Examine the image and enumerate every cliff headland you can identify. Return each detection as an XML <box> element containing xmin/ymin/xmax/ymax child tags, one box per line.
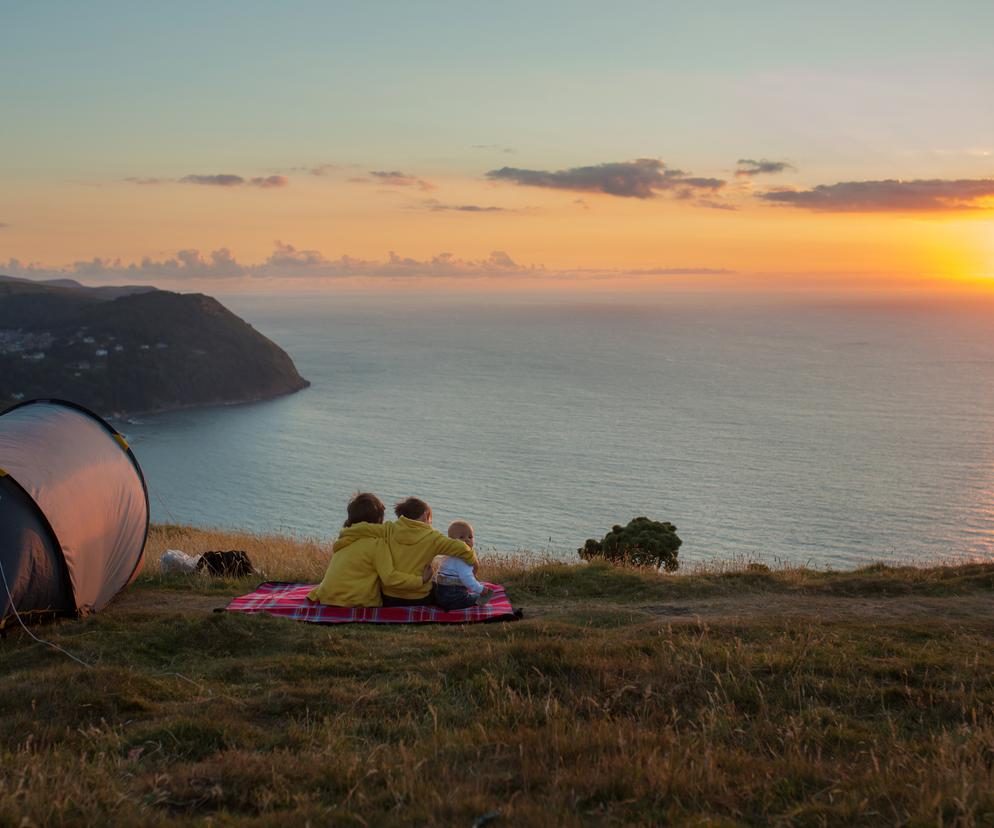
<box><xmin>0</xmin><ymin>275</ymin><xmax>309</xmax><ymax>416</ymax></box>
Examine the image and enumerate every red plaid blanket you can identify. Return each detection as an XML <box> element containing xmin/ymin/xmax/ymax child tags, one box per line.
<box><xmin>225</xmin><ymin>581</ymin><xmax>520</xmax><ymax>624</ymax></box>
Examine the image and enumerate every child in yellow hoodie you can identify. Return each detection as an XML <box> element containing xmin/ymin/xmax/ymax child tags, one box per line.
<box><xmin>307</xmin><ymin>493</ymin><xmax>429</xmax><ymax>607</ymax></box>
<box><xmin>381</xmin><ymin>497</ymin><xmax>478</xmax><ymax>607</ymax></box>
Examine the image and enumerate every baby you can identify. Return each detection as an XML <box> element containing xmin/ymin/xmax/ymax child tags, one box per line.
<box><xmin>431</xmin><ymin>520</ymin><xmax>494</xmax><ymax>611</ymax></box>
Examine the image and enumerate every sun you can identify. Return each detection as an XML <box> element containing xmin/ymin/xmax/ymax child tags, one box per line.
<box><xmin>918</xmin><ymin>217</ymin><xmax>994</xmax><ymax>291</ymax></box>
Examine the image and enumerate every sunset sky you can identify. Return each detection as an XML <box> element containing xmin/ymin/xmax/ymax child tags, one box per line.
<box><xmin>2</xmin><ymin>1</ymin><xmax>993</xmax><ymax>294</ymax></box>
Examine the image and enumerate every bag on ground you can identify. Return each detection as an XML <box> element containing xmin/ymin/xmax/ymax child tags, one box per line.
<box><xmin>197</xmin><ymin>550</ymin><xmax>255</xmax><ymax>577</ymax></box>
<box><xmin>160</xmin><ymin>549</ymin><xmax>200</xmax><ymax>574</ymax></box>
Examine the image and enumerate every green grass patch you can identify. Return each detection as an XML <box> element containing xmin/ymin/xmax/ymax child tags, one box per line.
<box><xmin>504</xmin><ymin>558</ymin><xmax>994</xmax><ymax>602</ymax></box>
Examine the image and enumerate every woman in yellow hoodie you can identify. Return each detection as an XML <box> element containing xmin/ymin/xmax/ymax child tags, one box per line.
<box><xmin>307</xmin><ymin>493</ymin><xmax>429</xmax><ymax>607</ymax></box>
<box><xmin>381</xmin><ymin>497</ymin><xmax>478</xmax><ymax>607</ymax></box>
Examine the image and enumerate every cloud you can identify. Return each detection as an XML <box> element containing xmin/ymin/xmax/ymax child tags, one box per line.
<box><xmin>260</xmin><ymin>241</ymin><xmax>331</xmax><ymax>270</ymax></box>
<box><xmin>622</xmin><ymin>267</ymin><xmax>734</xmax><ymax>276</ymax></box>
<box><xmin>486</xmin><ymin>158</ymin><xmax>724</xmax><ymax>199</ymax></box>
<box><xmin>735</xmin><ymin>158</ymin><xmax>795</xmax><ymax>177</ymax></box>
<box><xmin>305</xmin><ymin>163</ymin><xmax>338</xmax><ymax>176</ymax></box>
<box><xmin>2</xmin><ymin>249</ymin><xmax>246</xmax><ymax>281</ymax></box>
<box><xmin>696</xmin><ymin>198</ymin><xmax>739</xmax><ymax>211</ymax></box>
<box><xmin>284</xmin><ymin>162</ymin><xmax>346</xmax><ymax>176</ymax></box>
<box><xmin>758</xmin><ymin>178</ymin><xmax>994</xmax><ymax>212</ymax></box>
<box><xmin>180</xmin><ymin>174</ymin><xmax>246</xmax><ymax>187</ymax></box>
<box><xmin>678</xmin><ymin>177</ymin><xmax>726</xmax><ymax>189</ymax></box>
<box><xmin>132</xmin><ymin>173</ymin><xmax>282</xmax><ymax>188</ymax></box>
<box><xmin>250</xmin><ymin>245</ymin><xmax>734</xmax><ymax>282</ymax></box>
<box><xmin>421</xmin><ymin>199</ymin><xmax>507</xmax><ymax>213</ymax></box>
<box><xmin>367</xmin><ymin>170</ymin><xmax>435</xmax><ymax>191</ymax></box>
<box><xmin>252</xmin><ymin>243</ymin><xmax>522</xmax><ymax>279</ymax></box>
<box><xmin>168</xmin><ymin>173</ymin><xmax>288</xmax><ymax>189</ymax></box>
<box><xmin>442</xmin><ymin>205</ymin><xmax>504</xmax><ymax>213</ymax></box>
<box><xmin>2</xmin><ymin>243</ymin><xmax>732</xmax><ymax>284</ymax></box>
<box><xmin>254</xmin><ymin>245</ymin><xmax>721</xmax><ymax>281</ymax></box>
<box><xmin>472</xmin><ymin>144</ymin><xmax>516</xmax><ymax>154</ymax></box>
<box><xmin>248</xmin><ymin>175</ymin><xmax>288</xmax><ymax>188</ymax></box>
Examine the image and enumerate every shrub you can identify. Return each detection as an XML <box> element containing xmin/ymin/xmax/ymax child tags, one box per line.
<box><xmin>578</xmin><ymin>517</ymin><xmax>682</xmax><ymax>571</ymax></box>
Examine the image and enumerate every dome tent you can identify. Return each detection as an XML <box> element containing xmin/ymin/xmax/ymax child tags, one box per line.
<box><xmin>0</xmin><ymin>399</ymin><xmax>148</xmax><ymax>626</ymax></box>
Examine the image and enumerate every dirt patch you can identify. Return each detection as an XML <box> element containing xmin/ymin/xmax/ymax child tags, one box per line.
<box><xmin>107</xmin><ymin>589</ymin><xmax>229</xmax><ymax>616</ymax></box>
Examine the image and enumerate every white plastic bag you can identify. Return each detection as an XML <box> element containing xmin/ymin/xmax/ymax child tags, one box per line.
<box><xmin>160</xmin><ymin>548</ymin><xmax>200</xmax><ymax>574</ymax></box>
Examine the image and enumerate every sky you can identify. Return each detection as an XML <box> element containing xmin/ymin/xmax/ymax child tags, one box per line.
<box><xmin>1</xmin><ymin>0</ymin><xmax>993</xmax><ymax>295</ymax></box>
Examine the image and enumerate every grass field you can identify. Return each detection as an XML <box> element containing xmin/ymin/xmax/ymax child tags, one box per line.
<box><xmin>2</xmin><ymin>525</ymin><xmax>993</xmax><ymax>826</ymax></box>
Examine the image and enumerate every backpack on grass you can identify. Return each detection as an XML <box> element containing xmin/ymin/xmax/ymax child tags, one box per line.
<box><xmin>196</xmin><ymin>550</ymin><xmax>256</xmax><ymax>577</ymax></box>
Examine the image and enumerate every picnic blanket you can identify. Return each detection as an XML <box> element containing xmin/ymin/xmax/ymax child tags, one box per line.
<box><xmin>224</xmin><ymin>581</ymin><xmax>521</xmax><ymax>624</ymax></box>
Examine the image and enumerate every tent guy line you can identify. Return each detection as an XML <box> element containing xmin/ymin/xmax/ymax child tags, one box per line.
<box><xmin>0</xmin><ymin>558</ymin><xmax>93</xmax><ymax>668</ymax></box>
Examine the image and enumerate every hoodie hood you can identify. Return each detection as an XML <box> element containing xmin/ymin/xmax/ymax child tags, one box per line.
<box><xmin>388</xmin><ymin>515</ymin><xmax>434</xmax><ymax>547</ymax></box>
<box><xmin>378</xmin><ymin>516</ymin><xmax>476</xmax><ymax>600</ymax></box>
<box><xmin>333</xmin><ymin>521</ymin><xmax>389</xmax><ymax>553</ymax></box>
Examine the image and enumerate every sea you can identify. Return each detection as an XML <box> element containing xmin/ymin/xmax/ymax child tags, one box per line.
<box><xmin>117</xmin><ymin>291</ymin><xmax>994</xmax><ymax>569</ymax></box>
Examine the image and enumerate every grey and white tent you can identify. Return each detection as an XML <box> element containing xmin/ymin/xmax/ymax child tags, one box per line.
<box><xmin>0</xmin><ymin>399</ymin><xmax>148</xmax><ymax>625</ymax></box>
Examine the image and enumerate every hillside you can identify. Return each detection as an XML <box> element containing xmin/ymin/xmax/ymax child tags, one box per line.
<box><xmin>1</xmin><ymin>526</ymin><xmax>992</xmax><ymax>825</ymax></box>
<box><xmin>0</xmin><ymin>277</ymin><xmax>309</xmax><ymax>416</ymax></box>
<box><xmin>0</xmin><ymin>273</ymin><xmax>158</xmax><ymax>303</ymax></box>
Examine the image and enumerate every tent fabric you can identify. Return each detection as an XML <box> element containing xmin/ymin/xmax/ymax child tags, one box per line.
<box><xmin>0</xmin><ymin>399</ymin><xmax>148</xmax><ymax>617</ymax></box>
<box><xmin>225</xmin><ymin>581</ymin><xmax>520</xmax><ymax>624</ymax></box>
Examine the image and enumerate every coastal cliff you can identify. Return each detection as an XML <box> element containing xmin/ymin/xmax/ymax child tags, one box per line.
<box><xmin>0</xmin><ymin>276</ymin><xmax>309</xmax><ymax>416</ymax></box>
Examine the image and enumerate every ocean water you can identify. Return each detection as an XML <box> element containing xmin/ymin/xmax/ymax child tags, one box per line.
<box><xmin>119</xmin><ymin>292</ymin><xmax>994</xmax><ymax>569</ymax></box>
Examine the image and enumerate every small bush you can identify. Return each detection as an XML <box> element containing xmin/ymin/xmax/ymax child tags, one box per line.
<box><xmin>579</xmin><ymin>516</ymin><xmax>682</xmax><ymax>571</ymax></box>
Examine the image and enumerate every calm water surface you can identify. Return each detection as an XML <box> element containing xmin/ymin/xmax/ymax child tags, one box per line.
<box><xmin>119</xmin><ymin>293</ymin><xmax>994</xmax><ymax>568</ymax></box>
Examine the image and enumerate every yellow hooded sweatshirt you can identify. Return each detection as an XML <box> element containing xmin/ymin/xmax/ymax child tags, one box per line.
<box><xmin>382</xmin><ymin>516</ymin><xmax>478</xmax><ymax>601</ymax></box>
<box><xmin>307</xmin><ymin>522</ymin><xmax>424</xmax><ymax>607</ymax></box>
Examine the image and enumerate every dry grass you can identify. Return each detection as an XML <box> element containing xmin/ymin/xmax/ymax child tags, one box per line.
<box><xmin>145</xmin><ymin>523</ymin><xmax>331</xmax><ymax>583</ymax></box>
<box><xmin>143</xmin><ymin>524</ymin><xmax>994</xmax><ymax>599</ymax></box>
<box><xmin>1</xmin><ymin>525</ymin><xmax>993</xmax><ymax>826</ymax></box>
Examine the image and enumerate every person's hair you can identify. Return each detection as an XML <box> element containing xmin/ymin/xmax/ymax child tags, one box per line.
<box><xmin>447</xmin><ymin>520</ymin><xmax>473</xmax><ymax>539</ymax></box>
<box><xmin>344</xmin><ymin>492</ymin><xmax>385</xmax><ymax>527</ymax></box>
<box><xmin>394</xmin><ymin>496</ymin><xmax>431</xmax><ymax>522</ymax></box>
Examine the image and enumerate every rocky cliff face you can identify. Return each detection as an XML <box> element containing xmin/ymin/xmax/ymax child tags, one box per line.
<box><xmin>0</xmin><ymin>277</ymin><xmax>309</xmax><ymax>416</ymax></box>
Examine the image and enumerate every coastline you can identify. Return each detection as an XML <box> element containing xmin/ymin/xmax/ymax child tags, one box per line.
<box><xmin>103</xmin><ymin>377</ymin><xmax>311</xmax><ymax>422</ymax></box>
